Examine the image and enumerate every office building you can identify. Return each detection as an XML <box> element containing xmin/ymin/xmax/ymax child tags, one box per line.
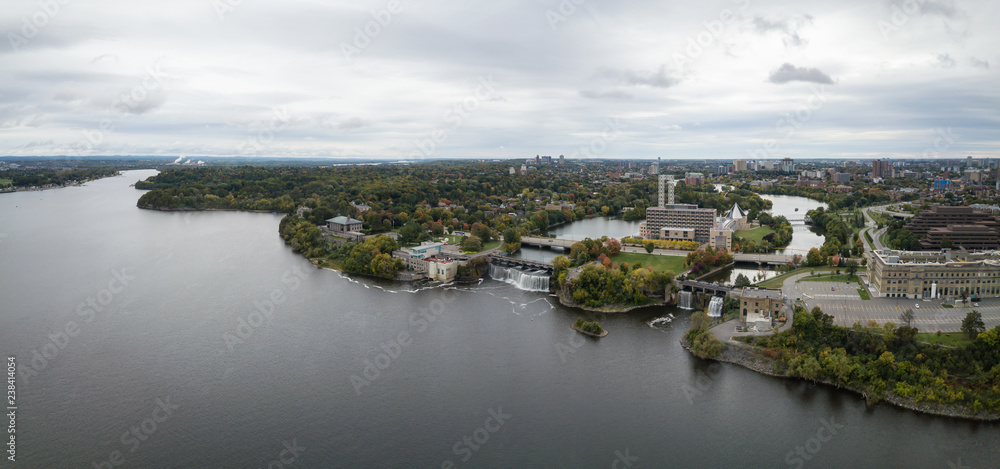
<box><xmin>866</xmin><ymin>249</ymin><xmax>1000</xmax><ymax>299</ymax></box>
<box><xmin>641</xmin><ymin>204</ymin><xmax>716</xmax><ymax>242</ymax></box>
<box><xmin>905</xmin><ymin>205</ymin><xmax>1000</xmax><ymax>250</ymax></box>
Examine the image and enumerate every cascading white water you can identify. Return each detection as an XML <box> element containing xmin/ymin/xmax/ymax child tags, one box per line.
<box><xmin>488</xmin><ymin>264</ymin><xmax>550</xmax><ymax>292</ymax></box>
<box><xmin>707</xmin><ymin>296</ymin><xmax>724</xmax><ymax>318</ymax></box>
<box><xmin>678</xmin><ymin>291</ymin><xmax>693</xmax><ymax>310</ymax></box>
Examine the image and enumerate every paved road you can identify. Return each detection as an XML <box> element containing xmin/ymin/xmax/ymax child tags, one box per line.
<box><xmin>862</xmin><ymin>205</ymin><xmax>890</xmax><ymax>251</ymax></box>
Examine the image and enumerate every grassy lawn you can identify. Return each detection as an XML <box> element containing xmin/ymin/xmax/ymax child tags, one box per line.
<box><xmin>799</xmin><ymin>274</ymin><xmax>861</xmax><ymax>283</ymax></box>
<box><xmin>735</xmin><ymin>226</ymin><xmax>775</xmax><ymax>243</ymax></box>
<box><xmin>857</xmin><ymin>289</ymin><xmax>871</xmax><ymax>300</ymax></box>
<box><xmin>916</xmin><ymin>332</ymin><xmax>972</xmax><ymax>347</ymax></box>
<box><xmin>755</xmin><ymin>266</ymin><xmax>838</xmax><ymax>288</ymax></box>
<box><xmin>609</xmin><ymin>252</ymin><xmax>687</xmax><ymax>274</ymax></box>
<box><xmin>941</xmin><ymin>304</ymin><xmax>954</xmax><ymax>308</ymax></box>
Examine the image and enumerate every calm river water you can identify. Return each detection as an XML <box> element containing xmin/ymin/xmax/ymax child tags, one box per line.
<box><xmin>0</xmin><ymin>171</ymin><xmax>996</xmax><ymax>467</ymax></box>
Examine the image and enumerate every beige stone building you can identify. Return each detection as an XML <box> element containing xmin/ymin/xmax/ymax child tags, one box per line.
<box><xmin>739</xmin><ymin>287</ymin><xmax>784</xmax><ymax>328</ymax></box>
<box><xmin>866</xmin><ymin>249</ymin><xmax>1000</xmax><ymax>300</ymax></box>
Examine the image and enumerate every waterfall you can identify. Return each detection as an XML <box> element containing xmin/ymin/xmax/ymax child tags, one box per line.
<box><xmin>488</xmin><ymin>264</ymin><xmax>550</xmax><ymax>292</ymax></box>
<box><xmin>678</xmin><ymin>291</ymin><xmax>693</xmax><ymax>310</ymax></box>
<box><xmin>707</xmin><ymin>296</ymin><xmax>724</xmax><ymax>318</ymax></box>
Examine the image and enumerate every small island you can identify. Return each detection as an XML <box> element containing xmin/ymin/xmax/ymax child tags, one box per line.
<box><xmin>572</xmin><ymin>318</ymin><xmax>608</xmax><ymax>338</ymax></box>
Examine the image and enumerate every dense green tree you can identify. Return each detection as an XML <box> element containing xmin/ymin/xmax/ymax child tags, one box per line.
<box><xmin>962</xmin><ymin>310</ymin><xmax>986</xmax><ymax>339</ymax></box>
<box><xmin>734</xmin><ymin>273</ymin><xmax>751</xmax><ymax>287</ymax></box>
<box><xmin>462</xmin><ymin>235</ymin><xmax>483</xmax><ymax>252</ymax></box>
<box><xmin>502</xmin><ymin>228</ymin><xmax>521</xmax><ymax>254</ymax></box>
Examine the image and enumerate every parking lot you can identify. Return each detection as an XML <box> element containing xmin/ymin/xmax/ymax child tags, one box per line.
<box><xmin>780</xmin><ymin>275</ymin><xmax>1000</xmax><ymax>333</ymax></box>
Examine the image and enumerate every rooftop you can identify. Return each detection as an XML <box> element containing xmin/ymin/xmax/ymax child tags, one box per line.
<box><xmin>740</xmin><ymin>287</ymin><xmax>783</xmax><ymax>299</ymax></box>
<box><xmin>327</xmin><ymin>216</ymin><xmax>363</xmax><ymax>225</ymax></box>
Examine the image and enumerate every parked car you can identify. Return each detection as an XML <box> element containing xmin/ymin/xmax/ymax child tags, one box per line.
<box><xmin>914</xmin><ymin>304</ymin><xmax>920</xmax><ymax>309</ymax></box>
<box><xmin>973</xmin><ymin>303</ymin><xmax>979</xmax><ymax>307</ymax></box>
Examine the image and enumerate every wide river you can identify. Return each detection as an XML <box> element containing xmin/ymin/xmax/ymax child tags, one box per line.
<box><xmin>1</xmin><ymin>170</ymin><xmax>996</xmax><ymax>467</ymax></box>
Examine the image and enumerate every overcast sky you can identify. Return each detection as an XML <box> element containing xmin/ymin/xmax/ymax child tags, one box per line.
<box><xmin>1</xmin><ymin>0</ymin><xmax>997</xmax><ymax>160</ymax></box>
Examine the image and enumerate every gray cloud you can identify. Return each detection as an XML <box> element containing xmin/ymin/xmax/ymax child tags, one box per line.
<box><xmin>935</xmin><ymin>53</ymin><xmax>957</xmax><ymax>68</ymax></box>
<box><xmin>752</xmin><ymin>15</ymin><xmax>813</xmax><ymax>47</ymax></box>
<box><xmin>968</xmin><ymin>57</ymin><xmax>989</xmax><ymax>69</ymax></box>
<box><xmin>337</xmin><ymin>116</ymin><xmax>368</xmax><ymax>130</ymax></box>
<box><xmin>598</xmin><ymin>66</ymin><xmax>677</xmax><ymax>88</ymax></box>
<box><xmin>579</xmin><ymin>90</ymin><xmax>633</xmax><ymax>100</ymax></box>
<box><xmin>768</xmin><ymin>63</ymin><xmax>834</xmax><ymax>85</ymax></box>
<box><xmin>918</xmin><ymin>0</ymin><xmax>960</xmax><ymax>18</ymax></box>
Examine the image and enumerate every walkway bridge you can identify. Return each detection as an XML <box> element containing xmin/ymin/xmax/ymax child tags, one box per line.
<box><xmin>678</xmin><ymin>280</ymin><xmax>732</xmax><ymax>296</ymax></box>
<box><xmin>521</xmin><ymin>236</ymin><xmax>575</xmax><ymax>249</ymax></box>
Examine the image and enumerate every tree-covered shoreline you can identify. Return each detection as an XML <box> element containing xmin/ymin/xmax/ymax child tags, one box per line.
<box><xmin>733</xmin><ymin>306</ymin><xmax>1000</xmax><ymax>418</ymax></box>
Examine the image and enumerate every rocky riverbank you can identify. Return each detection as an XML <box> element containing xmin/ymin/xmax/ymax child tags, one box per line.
<box><xmin>681</xmin><ymin>339</ymin><xmax>1000</xmax><ymax>422</ymax></box>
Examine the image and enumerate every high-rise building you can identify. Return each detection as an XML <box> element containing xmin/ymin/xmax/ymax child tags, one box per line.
<box><xmin>872</xmin><ymin>159</ymin><xmax>891</xmax><ymax>179</ymax></box>
<box><xmin>640</xmin><ymin>204</ymin><xmax>716</xmax><ymax>242</ymax></box>
<box><xmin>559</xmin><ymin>154</ymin><xmax>565</xmax><ymax>164</ymax></box>
<box><xmin>685</xmin><ymin>172</ymin><xmax>705</xmax><ymax>186</ymax></box>
<box><xmin>734</xmin><ymin>159</ymin><xmax>747</xmax><ymax>172</ymax></box>
<box><xmin>781</xmin><ymin>158</ymin><xmax>795</xmax><ymax>173</ymax></box>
